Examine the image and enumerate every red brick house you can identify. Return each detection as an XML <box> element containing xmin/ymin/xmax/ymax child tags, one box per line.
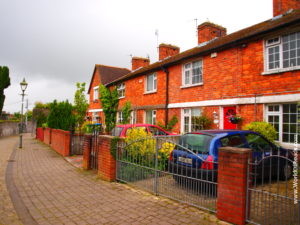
<box><xmin>87</xmin><ymin>64</ymin><xmax>130</xmax><ymax>122</ymax></box>
<box><xmin>88</xmin><ymin>0</ymin><xmax>300</xmax><ymax>148</ymax></box>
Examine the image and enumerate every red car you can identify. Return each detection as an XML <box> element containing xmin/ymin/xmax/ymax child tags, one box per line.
<box><xmin>111</xmin><ymin>124</ymin><xmax>175</xmax><ymax>137</ymax></box>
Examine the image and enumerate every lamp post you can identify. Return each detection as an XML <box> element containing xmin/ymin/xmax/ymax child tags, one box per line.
<box><xmin>19</xmin><ymin>78</ymin><xmax>28</xmax><ymax>148</ymax></box>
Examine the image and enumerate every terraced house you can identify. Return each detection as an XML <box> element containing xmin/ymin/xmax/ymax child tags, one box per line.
<box><xmin>88</xmin><ymin>0</ymin><xmax>300</xmax><ymax>148</ymax></box>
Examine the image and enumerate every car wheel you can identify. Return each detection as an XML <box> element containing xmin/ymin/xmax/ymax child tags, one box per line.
<box><xmin>280</xmin><ymin>162</ymin><xmax>292</xmax><ymax>180</ymax></box>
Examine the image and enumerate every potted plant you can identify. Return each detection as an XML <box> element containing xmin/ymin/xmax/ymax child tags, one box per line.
<box><xmin>229</xmin><ymin>115</ymin><xmax>242</xmax><ymax>124</ymax></box>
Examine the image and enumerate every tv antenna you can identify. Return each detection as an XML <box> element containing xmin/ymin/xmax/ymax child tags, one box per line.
<box><xmin>155</xmin><ymin>29</ymin><xmax>159</xmax><ymax>53</ymax></box>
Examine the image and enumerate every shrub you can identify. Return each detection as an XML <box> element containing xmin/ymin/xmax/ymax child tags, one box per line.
<box><xmin>157</xmin><ymin>115</ymin><xmax>178</xmax><ymax>131</ymax></box>
<box><xmin>124</xmin><ymin>128</ymin><xmax>175</xmax><ymax>170</ymax></box>
<box><xmin>47</xmin><ymin>100</ymin><xmax>75</xmax><ymax>131</ymax></box>
<box><xmin>244</xmin><ymin>121</ymin><xmax>277</xmax><ymax>143</ymax></box>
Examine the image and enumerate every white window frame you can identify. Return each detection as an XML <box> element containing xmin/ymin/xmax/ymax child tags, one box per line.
<box><xmin>181</xmin><ymin>108</ymin><xmax>202</xmax><ymax>133</ymax></box>
<box><xmin>145</xmin><ymin>110</ymin><xmax>156</xmax><ymax>125</ymax></box>
<box><xmin>182</xmin><ymin>60</ymin><xmax>203</xmax><ymax>87</ymax></box>
<box><xmin>93</xmin><ymin>86</ymin><xmax>99</xmax><ymax>101</ymax></box>
<box><xmin>263</xmin><ymin>32</ymin><xmax>300</xmax><ymax>74</ymax></box>
<box><xmin>130</xmin><ymin>110</ymin><xmax>136</xmax><ymax>124</ymax></box>
<box><xmin>117</xmin><ymin>111</ymin><xmax>124</xmax><ymax>124</ymax></box>
<box><xmin>117</xmin><ymin>83</ymin><xmax>125</xmax><ymax>98</ymax></box>
<box><xmin>145</xmin><ymin>73</ymin><xmax>157</xmax><ymax>93</ymax></box>
<box><xmin>265</xmin><ymin>103</ymin><xmax>299</xmax><ymax>144</ymax></box>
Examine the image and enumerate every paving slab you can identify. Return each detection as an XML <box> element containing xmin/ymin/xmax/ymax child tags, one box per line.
<box><xmin>2</xmin><ymin>134</ymin><xmax>230</xmax><ymax>225</ymax></box>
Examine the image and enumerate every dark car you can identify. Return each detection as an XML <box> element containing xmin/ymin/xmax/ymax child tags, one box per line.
<box><xmin>111</xmin><ymin>124</ymin><xmax>175</xmax><ymax>137</ymax></box>
<box><xmin>168</xmin><ymin>130</ymin><xmax>293</xmax><ymax>183</ymax></box>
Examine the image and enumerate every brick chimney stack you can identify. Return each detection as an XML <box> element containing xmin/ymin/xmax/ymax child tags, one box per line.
<box><xmin>273</xmin><ymin>0</ymin><xmax>300</xmax><ymax>17</ymax></box>
<box><xmin>131</xmin><ymin>57</ymin><xmax>150</xmax><ymax>71</ymax></box>
<box><xmin>197</xmin><ymin>22</ymin><xmax>226</xmax><ymax>45</ymax></box>
<box><xmin>158</xmin><ymin>43</ymin><xmax>180</xmax><ymax>60</ymax></box>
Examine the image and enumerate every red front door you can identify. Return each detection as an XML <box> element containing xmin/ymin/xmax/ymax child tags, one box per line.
<box><xmin>223</xmin><ymin>106</ymin><xmax>237</xmax><ymax>129</ymax></box>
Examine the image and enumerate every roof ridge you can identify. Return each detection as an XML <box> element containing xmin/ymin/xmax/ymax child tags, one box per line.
<box><xmin>95</xmin><ymin>64</ymin><xmax>130</xmax><ymax>71</ymax></box>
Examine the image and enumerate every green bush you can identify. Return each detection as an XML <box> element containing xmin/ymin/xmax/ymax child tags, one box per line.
<box><xmin>47</xmin><ymin>100</ymin><xmax>75</xmax><ymax>131</ymax></box>
<box><xmin>244</xmin><ymin>121</ymin><xmax>277</xmax><ymax>143</ymax></box>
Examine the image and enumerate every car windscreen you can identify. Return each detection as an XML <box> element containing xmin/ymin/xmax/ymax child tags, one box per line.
<box><xmin>111</xmin><ymin>127</ymin><xmax>124</xmax><ymax>136</ymax></box>
<box><xmin>179</xmin><ymin>134</ymin><xmax>212</xmax><ymax>153</ymax></box>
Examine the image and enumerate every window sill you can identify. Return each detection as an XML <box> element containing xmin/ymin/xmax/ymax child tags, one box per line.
<box><xmin>180</xmin><ymin>83</ymin><xmax>203</xmax><ymax>89</ymax></box>
<box><xmin>118</xmin><ymin>96</ymin><xmax>125</xmax><ymax>99</ymax></box>
<box><xmin>144</xmin><ymin>90</ymin><xmax>157</xmax><ymax>95</ymax></box>
<box><xmin>262</xmin><ymin>66</ymin><xmax>300</xmax><ymax>75</ymax></box>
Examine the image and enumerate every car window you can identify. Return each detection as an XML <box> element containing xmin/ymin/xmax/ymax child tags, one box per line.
<box><xmin>111</xmin><ymin>127</ymin><xmax>123</xmax><ymax>136</ymax></box>
<box><xmin>148</xmin><ymin>126</ymin><xmax>167</xmax><ymax>136</ymax></box>
<box><xmin>179</xmin><ymin>134</ymin><xmax>212</xmax><ymax>153</ymax></box>
<box><xmin>245</xmin><ymin>133</ymin><xmax>273</xmax><ymax>152</ymax></box>
<box><xmin>221</xmin><ymin>135</ymin><xmax>245</xmax><ymax>148</ymax></box>
<box><xmin>125</xmin><ymin>127</ymin><xmax>146</xmax><ymax>136</ymax></box>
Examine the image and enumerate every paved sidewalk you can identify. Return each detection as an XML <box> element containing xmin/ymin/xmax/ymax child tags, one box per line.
<box><xmin>2</xmin><ymin>134</ymin><xmax>229</xmax><ymax>225</ymax></box>
<box><xmin>0</xmin><ymin>135</ymin><xmax>23</xmax><ymax>225</ymax></box>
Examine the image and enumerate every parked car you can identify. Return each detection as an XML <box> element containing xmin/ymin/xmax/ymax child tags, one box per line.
<box><xmin>111</xmin><ymin>124</ymin><xmax>175</xmax><ymax>137</ymax></box>
<box><xmin>168</xmin><ymin>130</ymin><xmax>294</xmax><ymax>183</ymax></box>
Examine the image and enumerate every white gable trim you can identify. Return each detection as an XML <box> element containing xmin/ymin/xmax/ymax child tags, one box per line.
<box><xmin>88</xmin><ymin>109</ymin><xmax>103</xmax><ymax>113</ymax></box>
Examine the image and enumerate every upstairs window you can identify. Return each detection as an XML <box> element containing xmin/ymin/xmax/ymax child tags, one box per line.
<box><xmin>183</xmin><ymin>60</ymin><xmax>203</xmax><ymax>86</ymax></box>
<box><xmin>117</xmin><ymin>83</ymin><xmax>125</xmax><ymax>98</ymax></box>
<box><xmin>265</xmin><ymin>32</ymin><xmax>300</xmax><ymax>72</ymax></box>
<box><xmin>93</xmin><ymin>87</ymin><xmax>99</xmax><ymax>101</ymax></box>
<box><xmin>146</xmin><ymin>73</ymin><xmax>157</xmax><ymax>93</ymax></box>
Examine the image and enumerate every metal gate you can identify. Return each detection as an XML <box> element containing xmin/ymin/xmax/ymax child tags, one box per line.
<box><xmin>246</xmin><ymin>148</ymin><xmax>300</xmax><ymax>225</ymax></box>
<box><xmin>89</xmin><ymin>124</ymin><xmax>102</xmax><ymax>170</ymax></box>
<box><xmin>70</xmin><ymin>133</ymin><xmax>85</xmax><ymax>155</ymax></box>
<box><xmin>116</xmin><ymin>135</ymin><xmax>218</xmax><ymax>212</ymax></box>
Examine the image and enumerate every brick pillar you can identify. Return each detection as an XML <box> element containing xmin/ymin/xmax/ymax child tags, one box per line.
<box><xmin>217</xmin><ymin>147</ymin><xmax>251</xmax><ymax>225</ymax></box>
<box><xmin>98</xmin><ymin>135</ymin><xmax>116</xmax><ymax>182</ymax></box>
<box><xmin>83</xmin><ymin>135</ymin><xmax>92</xmax><ymax>170</ymax></box>
<box><xmin>64</xmin><ymin>131</ymin><xmax>71</xmax><ymax>157</ymax></box>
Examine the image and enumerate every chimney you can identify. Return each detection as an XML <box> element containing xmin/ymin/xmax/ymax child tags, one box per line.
<box><xmin>158</xmin><ymin>43</ymin><xmax>180</xmax><ymax>60</ymax></box>
<box><xmin>197</xmin><ymin>22</ymin><xmax>227</xmax><ymax>45</ymax></box>
<box><xmin>131</xmin><ymin>57</ymin><xmax>150</xmax><ymax>71</ymax></box>
<box><xmin>273</xmin><ymin>0</ymin><xmax>300</xmax><ymax>17</ymax></box>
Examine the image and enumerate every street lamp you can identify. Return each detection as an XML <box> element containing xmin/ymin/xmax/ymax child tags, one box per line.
<box><xmin>19</xmin><ymin>78</ymin><xmax>28</xmax><ymax>148</ymax></box>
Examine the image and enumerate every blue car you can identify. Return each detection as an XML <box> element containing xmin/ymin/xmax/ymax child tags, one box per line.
<box><xmin>168</xmin><ymin>130</ymin><xmax>293</xmax><ymax>183</ymax></box>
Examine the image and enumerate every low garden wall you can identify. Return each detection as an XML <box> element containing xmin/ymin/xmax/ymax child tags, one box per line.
<box><xmin>0</xmin><ymin>121</ymin><xmax>36</xmax><ymax>137</ymax></box>
<box><xmin>36</xmin><ymin>127</ymin><xmax>71</xmax><ymax>157</ymax></box>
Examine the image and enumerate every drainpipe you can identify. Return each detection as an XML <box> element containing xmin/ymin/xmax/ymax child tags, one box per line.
<box><xmin>162</xmin><ymin>66</ymin><xmax>169</xmax><ymax>127</ymax></box>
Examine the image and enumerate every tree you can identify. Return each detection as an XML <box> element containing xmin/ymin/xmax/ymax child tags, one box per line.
<box><xmin>47</xmin><ymin>100</ymin><xmax>75</xmax><ymax>131</ymax></box>
<box><xmin>73</xmin><ymin>82</ymin><xmax>88</xmax><ymax>132</ymax></box>
<box><xmin>99</xmin><ymin>84</ymin><xmax>119</xmax><ymax>133</ymax></box>
<box><xmin>121</xmin><ymin>101</ymin><xmax>132</xmax><ymax>124</ymax></box>
<box><xmin>32</xmin><ymin>102</ymin><xmax>50</xmax><ymax>127</ymax></box>
<box><xmin>0</xmin><ymin>66</ymin><xmax>10</xmax><ymax>116</ymax></box>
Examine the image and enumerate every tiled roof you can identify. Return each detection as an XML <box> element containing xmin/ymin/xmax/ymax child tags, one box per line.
<box><xmin>88</xmin><ymin>64</ymin><xmax>130</xmax><ymax>93</ymax></box>
<box><xmin>107</xmin><ymin>9</ymin><xmax>300</xmax><ymax>86</ymax></box>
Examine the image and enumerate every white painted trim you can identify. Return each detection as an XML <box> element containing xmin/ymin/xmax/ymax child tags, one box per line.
<box><xmin>168</xmin><ymin>93</ymin><xmax>300</xmax><ymax>108</ymax></box>
<box><xmin>88</xmin><ymin>109</ymin><xmax>103</xmax><ymax>113</ymax></box>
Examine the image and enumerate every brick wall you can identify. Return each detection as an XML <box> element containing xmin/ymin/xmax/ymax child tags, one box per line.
<box><xmin>98</xmin><ymin>135</ymin><xmax>116</xmax><ymax>182</ymax></box>
<box><xmin>217</xmin><ymin>147</ymin><xmax>251</xmax><ymax>225</ymax></box>
<box><xmin>50</xmin><ymin>129</ymin><xmax>71</xmax><ymax>157</ymax></box>
<box><xmin>43</xmin><ymin>128</ymin><xmax>51</xmax><ymax>145</ymax></box>
<box><xmin>36</xmin><ymin>127</ymin><xmax>44</xmax><ymax>141</ymax></box>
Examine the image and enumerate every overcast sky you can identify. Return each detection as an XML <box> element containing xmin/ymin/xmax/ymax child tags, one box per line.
<box><xmin>1</xmin><ymin>0</ymin><xmax>273</xmax><ymax>113</ymax></box>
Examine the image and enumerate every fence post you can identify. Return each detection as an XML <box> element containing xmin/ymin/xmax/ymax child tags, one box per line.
<box><xmin>98</xmin><ymin>135</ymin><xmax>116</xmax><ymax>182</ymax></box>
<box><xmin>216</xmin><ymin>147</ymin><xmax>251</xmax><ymax>225</ymax></box>
<box><xmin>83</xmin><ymin>135</ymin><xmax>92</xmax><ymax>170</ymax></box>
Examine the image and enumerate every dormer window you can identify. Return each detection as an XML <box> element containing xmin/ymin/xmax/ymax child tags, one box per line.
<box><xmin>264</xmin><ymin>32</ymin><xmax>300</xmax><ymax>73</ymax></box>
